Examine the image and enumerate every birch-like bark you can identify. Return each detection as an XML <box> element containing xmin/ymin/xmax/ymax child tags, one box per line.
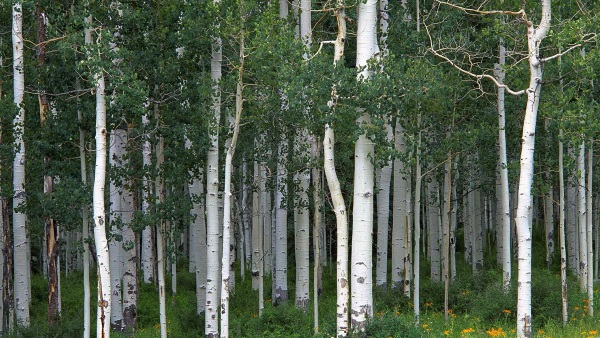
<box><xmin>12</xmin><ymin>3</ymin><xmax>30</xmax><ymax>326</ymax></box>
<box><xmin>544</xmin><ymin>120</ymin><xmax>554</xmax><ymax>268</ymax></box>
<box><xmin>578</xmin><ymin>143</ymin><xmax>588</xmax><ymax>291</ymax></box>
<box><xmin>494</xmin><ymin>38</ymin><xmax>511</xmax><ymax>291</ymax></box>
<box><xmin>294</xmin><ymin>134</ymin><xmax>311</xmax><ymax>309</ymax></box>
<box><xmin>323</xmin><ymin>5</ymin><xmax>349</xmax><ymax>335</ymax></box>
<box><xmin>205</xmin><ymin>26</ymin><xmax>222</xmax><ymax>335</ymax></box>
<box><xmin>242</xmin><ymin>162</ymin><xmax>251</xmax><ymax>271</ymax></box>
<box><xmin>109</xmin><ymin>130</ymin><xmax>124</xmax><ymax>331</ymax></box>
<box><xmin>186</xmin><ymin>148</ymin><xmax>206</xmax><ymax>314</ymax></box>
<box><xmin>274</xmin><ymin>136</ymin><xmax>288</xmax><ymax>304</ymax></box>
<box><xmin>220</xmin><ymin>26</ymin><xmax>244</xmax><ymax>336</ymax></box>
<box><xmin>91</xmin><ymin>37</ymin><xmax>111</xmax><ymax>338</ymax></box>
<box><xmin>312</xmin><ymin>138</ymin><xmax>322</xmax><ymax>334</ymax></box>
<box><xmin>413</xmin><ymin>117</ymin><xmax>422</xmax><ymax>323</ymax></box>
<box><xmin>515</xmin><ymin>3</ymin><xmax>551</xmax><ymax>336</ymax></box>
<box><xmin>376</xmin><ymin>121</ymin><xmax>393</xmax><ymax>288</ymax></box>
<box><xmin>141</xmin><ymin>111</ymin><xmax>154</xmax><ymax>283</ymax></box>
<box><xmin>153</xmin><ymin>102</ymin><xmax>167</xmax><ymax>338</ymax></box>
<box><xmin>81</xmin><ymin>22</ymin><xmax>92</xmax><ymax>338</ymax></box>
<box><xmin>559</xmin><ymin>129</ymin><xmax>568</xmax><ymax>326</ymax></box>
<box><xmin>586</xmin><ymin>142</ymin><xmax>593</xmax><ymax>316</ymax></box>
<box><xmin>567</xmin><ymin>146</ymin><xmax>578</xmax><ymax>274</ymax></box>
<box><xmin>443</xmin><ymin>155</ymin><xmax>451</xmax><ymax>322</ymax></box>
<box><xmin>427</xmin><ymin>179</ymin><xmax>441</xmax><ymax>281</ymax></box>
<box><xmin>120</xmin><ymin>129</ymin><xmax>137</xmax><ymax>334</ymax></box>
<box><xmin>352</xmin><ymin>0</ymin><xmax>378</xmax><ymax>330</ymax></box>
<box><xmin>252</xmin><ymin>160</ymin><xmax>260</xmax><ymax>291</ymax></box>
<box><xmin>392</xmin><ymin>122</ymin><xmax>408</xmax><ymax>290</ymax></box>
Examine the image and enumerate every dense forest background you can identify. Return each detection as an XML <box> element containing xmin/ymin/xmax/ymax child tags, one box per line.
<box><xmin>1</xmin><ymin>0</ymin><xmax>600</xmax><ymax>337</ymax></box>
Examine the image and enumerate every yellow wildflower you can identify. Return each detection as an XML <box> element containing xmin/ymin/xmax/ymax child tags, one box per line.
<box><xmin>462</xmin><ymin>327</ymin><xmax>475</xmax><ymax>334</ymax></box>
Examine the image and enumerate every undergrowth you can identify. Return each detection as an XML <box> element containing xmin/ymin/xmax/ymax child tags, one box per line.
<box><xmin>7</xmin><ymin>256</ymin><xmax>600</xmax><ymax>337</ymax></box>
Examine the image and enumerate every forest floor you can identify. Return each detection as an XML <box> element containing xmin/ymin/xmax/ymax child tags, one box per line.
<box><xmin>11</xmin><ymin>254</ymin><xmax>600</xmax><ymax>337</ymax></box>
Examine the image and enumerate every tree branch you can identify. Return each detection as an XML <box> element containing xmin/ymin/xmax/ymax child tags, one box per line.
<box><xmin>306</xmin><ymin>40</ymin><xmax>336</xmax><ymax>62</ymax></box>
<box><xmin>424</xmin><ymin>22</ymin><xmax>525</xmax><ymax>96</ymax></box>
<box><xmin>436</xmin><ymin>1</ymin><xmax>529</xmax><ymax>23</ymax></box>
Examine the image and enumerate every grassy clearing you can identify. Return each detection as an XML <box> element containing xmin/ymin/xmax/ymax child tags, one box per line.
<box><xmin>9</xmin><ymin>256</ymin><xmax>600</xmax><ymax>337</ymax></box>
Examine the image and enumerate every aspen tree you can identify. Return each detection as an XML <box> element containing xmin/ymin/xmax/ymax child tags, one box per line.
<box><xmin>322</xmin><ymin>2</ymin><xmax>349</xmax><ymax>334</ymax></box>
<box><xmin>205</xmin><ymin>0</ymin><xmax>222</xmax><ymax>332</ymax></box>
<box><xmin>352</xmin><ymin>0</ymin><xmax>379</xmax><ymax>329</ymax></box>
<box><xmin>12</xmin><ymin>3</ymin><xmax>30</xmax><ymax>326</ymax></box>
<box><xmin>220</xmin><ymin>19</ymin><xmax>244</xmax><ymax>335</ymax></box>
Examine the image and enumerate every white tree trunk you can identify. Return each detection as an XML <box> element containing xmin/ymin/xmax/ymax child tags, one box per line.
<box><xmin>324</xmin><ymin>6</ymin><xmax>349</xmax><ymax>335</ymax></box>
<box><xmin>427</xmin><ymin>179</ymin><xmax>441</xmax><ymax>281</ymax></box>
<box><xmin>352</xmin><ymin>0</ymin><xmax>378</xmax><ymax>330</ymax></box>
<box><xmin>312</xmin><ymin>137</ymin><xmax>322</xmax><ymax>334</ymax></box>
<box><xmin>350</xmin><ymin>113</ymin><xmax>375</xmax><ymax>331</ymax></box>
<box><xmin>275</xmin><ymin>136</ymin><xmax>288</xmax><ymax>304</ymax></box>
<box><xmin>220</xmin><ymin>34</ymin><xmax>244</xmax><ymax>335</ymax></box>
<box><xmin>117</xmin><ymin>128</ymin><xmax>137</xmax><ymax>333</ymax></box>
<box><xmin>586</xmin><ymin>142</ymin><xmax>594</xmax><ymax>316</ymax></box>
<box><xmin>544</xmin><ymin>120</ymin><xmax>554</xmax><ymax>268</ymax></box>
<box><xmin>187</xmin><ymin>161</ymin><xmax>207</xmax><ymax>315</ymax></box>
<box><xmin>376</xmin><ymin>122</ymin><xmax>393</xmax><ymax>288</ymax></box>
<box><xmin>141</xmin><ymin>112</ymin><xmax>154</xmax><ymax>284</ymax></box>
<box><xmin>78</xmin><ymin>54</ymin><xmax>91</xmax><ymax>337</ymax></box>
<box><xmin>558</xmin><ymin>129</ymin><xmax>568</xmax><ymax>327</ymax></box>
<box><xmin>392</xmin><ymin>122</ymin><xmax>408</xmax><ymax>290</ymax></box>
<box><xmin>515</xmin><ymin>4</ymin><xmax>550</xmax><ymax>336</ymax></box>
<box><xmin>92</xmin><ymin>48</ymin><xmax>111</xmax><ymax>338</ymax></box>
<box><xmin>242</xmin><ymin>162</ymin><xmax>251</xmax><ymax>271</ymax></box>
<box><xmin>494</xmin><ymin>38</ymin><xmax>511</xmax><ymax>290</ymax></box>
<box><xmin>154</xmin><ymin>105</ymin><xmax>167</xmax><ymax>338</ymax></box>
<box><xmin>567</xmin><ymin>147</ymin><xmax>579</xmax><ymax>274</ymax></box>
<box><xmin>12</xmin><ymin>3</ymin><xmax>30</xmax><ymax>326</ymax></box>
<box><xmin>205</xmin><ymin>26</ymin><xmax>222</xmax><ymax>335</ymax></box>
<box><xmin>109</xmin><ymin>130</ymin><xmax>124</xmax><ymax>331</ymax></box>
<box><xmin>413</xmin><ymin>120</ymin><xmax>422</xmax><ymax>323</ymax></box>
<box><xmin>252</xmin><ymin>160</ymin><xmax>260</xmax><ymax>291</ymax></box>
<box><xmin>294</xmin><ymin>131</ymin><xmax>311</xmax><ymax>310</ymax></box>
<box><xmin>578</xmin><ymin>143</ymin><xmax>588</xmax><ymax>291</ymax></box>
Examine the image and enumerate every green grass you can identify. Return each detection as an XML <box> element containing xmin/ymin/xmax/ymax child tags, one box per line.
<box><xmin>9</xmin><ymin>257</ymin><xmax>600</xmax><ymax>337</ymax></box>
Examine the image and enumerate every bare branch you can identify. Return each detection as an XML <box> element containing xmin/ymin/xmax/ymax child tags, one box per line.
<box><xmin>540</xmin><ymin>44</ymin><xmax>581</xmax><ymax>63</ymax></box>
<box><xmin>306</xmin><ymin>40</ymin><xmax>336</xmax><ymax>62</ymax></box>
<box><xmin>424</xmin><ymin>21</ymin><xmax>525</xmax><ymax>96</ymax></box>
<box><xmin>436</xmin><ymin>0</ymin><xmax>529</xmax><ymax>23</ymax></box>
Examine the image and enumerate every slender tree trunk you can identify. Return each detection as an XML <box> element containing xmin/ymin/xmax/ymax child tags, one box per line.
<box><xmin>413</xmin><ymin>117</ymin><xmax>422</xmax><ymax>323</ymax></box>
<box><xmin>324</xmin><ymin>5</ymin><xmax>349</xmax><ymax>335</ymax></box>
<box><xmin>443</xmin><ymin>155</ymin><xmax>451</xmax><ymax>322</ymax></box>
<box><xmin>274</xmin><ymin>135</ymin><xmax>288</xmax><ymax>304</ymax></box>
<box><xmin>155</xmin><ymin>109</ymin><xmax>167</xmax><ymax>338</ymax></box>
<box><xmin>586</xmin><ymin>142</ymin><xmax>593</xmax><ymax>316</ymax></box>
<box><xmin>578</xmin><ymin>143</ymin><xmax>588</xmax><ymax>291</ymax></box>
<box><xmin>312</xmin><ymin>137</ymin><xmax>322</xmax><ymax>334</ymax></box>
<box><xmin>376</xmin><ymin>121</ymin><xmax>392</xmax><ymax>288</ymax></box>
<box><xmin>205</xmin><ymin>9</ymin><xmax>222</xmax><ymax>334</ymax></box>
<box><xmin>141</xmin><ymin>111</ymin><xmax>154</xmax><ymax>283</ymax></box>
<box><xmin>80</xmin><ymin>23</ymin><xmax>92</xmax><ymax>337</ymax></box>
<box><xmin>186</xmin><ymin>150</ymin><xmax>207</xmax><ymax>315</ymax></box>
<box><xmin>109</xmin><ymin>130</ymin><xmax>124</xmax><ymax>332</ymax></box>
<box><xmin>121</xmin><ymin>128</ymin><xmax>137</xmax><ymax>334</ymax></box>
<box><xmin>91</xmin><ymin>27</ymin><xmax>111</xmax><ymax>337</ymax></box>
<box><xmin>12</xmin><ymin>3</ymin><xmax>30</xmax><ymax>326</ymax></box>
<box><xmin>494</xmin><ymin>38</ymin><xmax>511</xmax><ymax>291</ymax></box>
<box><xmin>219</xmin><ymin>24</ymin><xmax>244</xmax><ymax>336</ymax></box>
<box><xmin>559</xmin><ymin>129</ymin><xmax>568</xmax><ymax>327</ymax></box>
